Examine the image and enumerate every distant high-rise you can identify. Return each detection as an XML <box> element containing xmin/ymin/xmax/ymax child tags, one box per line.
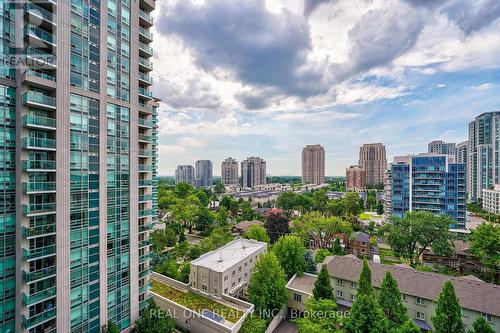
<box><xmin>428</xmin><ymin>140</ymin><xmax>457</xmax><ymax>155</ymax></box>
<box><xmin>221</xmin><ymin>157</ymin><xmax>239</xmax><ymax>185</ymax></box>
<box><xmin>241</xmin><ymin>157</ymin><xmax>266</xmax><ymax>188</ymax></box>
<box><xmin>346</xmin><ymin>165</ymin><xmax>366</xmax><ymax>191</ymax></box>
<box><xmin>301</xmin><ymin>144</ymin><xmax>325</xmax><ymax>185</ymax></box>
<box><xmin>176</xmin><ymin>165</ymin><xmax>195</xmax><ymax>185</ymax></box>
<box><xmin>390</xmin><ymin>154</ymin><xmax>466</xmax><ymax>229</ymax></box>
<box><xmin>383</xmin><ymin>169</ymin><xmax>392</xmax><ymax>222</ymax></box>
<box><xmin>195</xmin><ymin>160</ymin><xmax>213</xmax><ymax>187</ymax></box>
<box><xmin>456</xmin><ymin>141</ymin><xmax>468</xmax><ymax>164</ymax></box>
<box><xmin>468</xmin><ymin>112</ymin><xmax>500</xmax><ymax>201</ymax></box>
<box><xmin>359</xmin><ymin>143</ymin><xmax>387</xmax><ymax>185</ymax></box>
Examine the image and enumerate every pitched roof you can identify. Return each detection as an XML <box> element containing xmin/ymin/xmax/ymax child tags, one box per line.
<box><xmin>352</xmin><ymin>231</ymin><xmax>370</xmax><ymax>242</ymax></box>
<box><xmin>323</xmin><ymin>255</ymin><xmax>500</xmax><ymax>317</ymax></box>
<box><xmin>232</xmin><ymin>220</ymin><xmax>263</xmax><ymax>232</ymax></box>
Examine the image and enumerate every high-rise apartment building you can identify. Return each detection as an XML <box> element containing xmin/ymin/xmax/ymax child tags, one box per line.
<box><xmin>241</xmin><ymin>157</ymin><xmax>266</xmax><ymax>188</ymax></box>
<box><xmin>175</xmin><ymin>165</ymin><xmax>195</xmax><ymax>185</ymax></box>
<box><xmin>428</xmin><ymin>140</ymin><xmax>457</xmax><ymax>155</ymax></box>
<box><xmin>221</xmin><ymin>157</ymin><xmax>239</xmax><ymax>185</ymax></box>
<box><xmin>456</xmin><ymin>141</ymin><xmax>468</xmax><ymax>164</ymax></box>
<box><xmin>301</xmin><ymin>144</ymin><xmax>325</xmax><ymax>185</ymax></box>
<box><xmin>383</xmin><ymin>169</ymin><xmax>392</xmax><ymax>222</ymax></box>
<box><xmin>390</xmin><ymin>154</ymin><xmax>466</xmax><ymax>229</ymax></box>
<box><xmin>195</xmin><ymin>160</ymin><xmax>213</xmax><ymax>187</ymax></box>
<box><xmin>345</xmin><ymin>165</ymin><xmax>365</xmax><ymax>191</ymax></box>
<box><xmin>0</xmin><ymin>0</ymin><xmax>158</xmax><ymax>331</ymax></box>
<box><xmin>468</xmin><ymin>112</ymin><xmax>500</xmax><ymax>201</ymax></box>
<box><xmin>358</xmin><ymin>143</ymin><xmax>387</xmax><ymax>185</ymax></box>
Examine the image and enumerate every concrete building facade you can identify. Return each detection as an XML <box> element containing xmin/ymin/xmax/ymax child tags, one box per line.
<box><xmin>221</xmin><ymin>157</ymin><xmax>239</xmax><ymax>186</ymax></box>
<box><xmin>468</xmin><ymin>112</ymin><xmax>500</xmax><ymax>201</ymax></box>
<box><xmin>195</xmin><ymin>160</ymin><xmax>213</xmax><ymax>187</ymax></box>
<box><xmin>301</xmin><ymin>144</ymin><xmax>325</xmax><ymax>185</ymax></box>
<box><xmin>175</xmin><ymin>165</ymin><xmax>195</xmax><ymax>185</ymax></box>
<box><xmin>481</xmin><ymin>184</ymin><xmax>500</xmax><ymax>214</ymax></box>
<box><xmin>358</xmin><ymin>143</ymin><xmax>387</xmax><ymax>185</ymax></box>
<box><xmin>189</xmin><ymin>239</ymin><xmax>267</xmax><ymax>298</ymax></box>
<box><xmin>241</xmin><ymin>157</ymin><xmax>266</xmax><ymax>188</ymax></box>
<box><xmin>383</xmin><ymin>168</ymin><xmax>392</xmax><ymax>222</ymax></box>
<box><xmin>0</xmin><ymin>0</ymin><xmax>158</xmax><ymax>331</ymax></box>
<box><xmin>428</xmin><ymin>140</ymin><xmax>457</xmax><ymax>156</ymax></box>
<box><xmin>390</xmin><ymin>154</ymin><xmax>466</xmax><ymax>229</ymax></box>
<box><xmin>345</xmin><ymin>165</ymin><xmax>366</xmax><ymax>191</ymax></box>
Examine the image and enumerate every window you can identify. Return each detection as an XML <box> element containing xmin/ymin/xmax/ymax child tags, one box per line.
<box><xmin>232</xmin><ymin>270</ymin><xmax>235</xmax><ymax>277</ymax></box>
<box><xmin>416</xmin><ymin>297</ymin><xmax>425</xmax><ymax>305</ymax></box>
<box><xmin>213</xmin><ymin>289</ymin><xmax>218</xmax><ymax>295</ymax></box>
<box><xmin>350</xmin><ymin>282</ymin><xmax>356</xmax><ymax>289</ymax></box>
<box><xmin>224</xmin><ymin>276</ymin><xmax>228</xmax><ymax>281</ymax></box>
<box><xmin>244</xmin><ymin>262</ymin><xmax>248</xmax><ymax>267</ymax></box>
<box><xmin>224</xmin><ymin>288</ymin><xmax>228</xmax><ymax>294</ymax></box>
<box><xmin>482</xmin><ymin>313</ymin><xmax>492</xmax><ymax>323</ymax></box>
<box><xmin>336</xmin><ymin>279</ymin><xmax>343</xmax><ymax>285</ymax></box>
<box><xmin>416</xmin><ymin>312</ymin><xmax>425</xmax><ymax>320</ymax></box>
<box><xmin>350</xmin><ymin>294</ymin><xmax>356</xmax><ymax>301</ymax></box>
<box><xmin>293</xmin><ymin>293</ymin><xmax>302</xmax><ymax>302</ymax></box>
<box><xmin>239</xmin><ymin>266</ymin><xmax>242</xmax><ymax>272</ymax></box>
<box><xmin>337</xmin><ymin>291</ymin><xmax>343</xmax><ymax>298</ymax></box>
<box><xmin>201</xmin><ymin>285</ymin><xmax>207</xmax><ymax>292</ymax></box>
<box><xmin>401</xmin><ymin>294</ymin><xmax>407</xmax><ymax>302</ymax></box>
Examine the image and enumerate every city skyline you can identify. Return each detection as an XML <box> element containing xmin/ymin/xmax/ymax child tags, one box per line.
<box><xmin>151</xmin><ymin>0</ymin><xmax>500</xmax><ymax>176</ymax></box>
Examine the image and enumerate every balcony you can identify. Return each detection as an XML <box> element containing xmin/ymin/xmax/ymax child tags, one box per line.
<box><xmin>139</xmin><ymin>253</ymin><xmax>151</xmax><ymax>263</ymax></box>
<box><xmin>23</xmin><ymin>287</ymin><xmax>56</xmax><ymax>306</ymax></box>
<box><xmin>23</xmin><ymin>114</ymin><xmax>56</xmax><ymax>130</ymax></box>
<box><xmin>139</xmin><ymin>209</ymin><xmax>153</xmax><ymax>217</ymax></box>
<box><xmin>138</xmin><ymin>194</ymin><xmax>153</xmax><ymax>202</ymax></box>
<box><xmin>23</xmin><ymin>91</ymin><xmax>56</xmax><ymax>110</ymax></box>
<box><xmin>23</xmin><ymin>308</ymin><xmax>56</xmax><ymax>329</ymax></box>
<box><xmin>25</xmin><ymin>69</ymin><xmax>56</xmax><ymax>82</ymax></box>
<box><xmin>140</xmin><ymin>0</ymin><xmax>156</xmax><ymax>11</ymax></box>
<box><xmin>139</xmin><ymin>87</ymin><xmax>154</xmax><ymax>100</ymax></box>
<box><xmin>23</xmin><ymin>245</ymin><xmax>56</xmax><ymax>261</ymax></box>
<box><xmin>139</xmin><ymin>165</ymin><xmax>153</xmax><ymax>172</ymax></box>
<box><xmin>138</xmin><ymin>134</ymin><xmax>151</xmax><ymax>143</ymax></box>
<box><xmin>23</xmin><ymin>181</ymin><xmax>56</xmax><ymax>194</ymax></box>
<box><xmin>139</xmin><ymin>27</ymin><xmax>153</xmax><ymax>43</ymax></box>
<box><xmin>25</xmin><ymin>2</ymin><xmax>56</xmax><ymax>29</ymax></box>
<box><xmin>23</xmin><ymin>266</ymin><xmax>56</xmax><ymax>284</ymax></box>
<box><xmin>25</xmin><ymin>47</ymin><xmax>57</xmax><ymax>68</ymax></box>
<box><xmin>139</xmin><ymin>223</ymin><xmax>154</xmax><ymax>232</ymax></box>
<box><xmin>139</xmin><ymin>72</ymin><xmax>153</xmax><ymax>86</ymax></box>
<box><xmin>23</xmin><ymin>224</ymin><xmax>57</xmax><ymax>239</ymax></box>
<box><xmin>139</xmin><ymin>42</ymin><xmax>153</xmax><ymax>57</ymax></box>
<box><xmin>22</xmin><ymin>137</ymin><xmax>56</xmax><ymax>151</ymax></box>
<box><xmin>22</xmin><ymin>203</ymin><xmax>56</xmax><ymax>216</ymax></box>
<box><xmin>138</xmin><ymin>149</ymin><xmax>153</xmax><ymax>157</ymax></box>
<box><xmin>139</xmin><ymin>239</ymin><xmax>151</xmax><ymax>248</ymax></box>
<box><xmin>138</xmin><ymin>118</ymin><xmax>153</xmax><ymax>128</ymax></box>
<box><xmin>139</xmin><ymin>10</ymin><xmax>154</xmax><ymax>27</ymax></box>
<box><xmin>139</xmin><ymin>57</ymin><xmax>153</xmax><ymax>71</ymax></box>
<box><xmin>24</xmin><ymin>24</ymin><xmax>57</xmax><ymax>47</ymax></box>
<box><xmin>23</xmin><ymin>160</ymin><xmax>56</xmax><ymax>171</ymax></box>
<box><xmin>139</xmin><ymin>179</ymin><xmax>153</xmax><ymax>187</ymax></box>
<box><xmin>139</xmin><ymin>103</ymin><xmax>154</xmax><ymax>114</ymax></box>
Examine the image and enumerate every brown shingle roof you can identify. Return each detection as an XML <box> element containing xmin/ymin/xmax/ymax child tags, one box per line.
<box><xmin>232</xmin><ymin>220</ymin><xmax>263</xmax><ymax>233</ymax></box>
<box><xmin>323</xmin><ymin>255</ymin><xmax>500</xmax><ymax>317</ymax></box>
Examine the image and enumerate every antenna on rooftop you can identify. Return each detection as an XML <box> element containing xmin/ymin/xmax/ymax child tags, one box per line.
<box><xmin>217</xmin><ymin>252</ymin><xmax>223</xmax><ymax>263</ymax></box>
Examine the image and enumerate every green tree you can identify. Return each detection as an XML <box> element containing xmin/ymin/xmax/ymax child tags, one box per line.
<box><xmin>332</xmin><ymin>237</ymin><xmax>343</xmax><ymax>255</ymax></box>
<box><xmin>469</xmin><ymin>316</ymin><xmax>495</xmax><ymax>333</ymax></box>
<box><xmin>314</xmin><ymin>248</ymin><xmax>330</xmax><ymax>264</ymax></box>
<box><xmin>469</xmin><ymin>223</ymin><xmax>500</xmax><ymax>270</ymax></box>
<box><xmin>304</xmin><ymin>251</ymin><xmax>316</xmax><ymax>274</ymax></box>
<box><xmin>165</xmin><ymin>227</ymin><xmax>177</xmax><ymax>247</ymax></box>
<box><xmin>344</xmin><ymin>293</ymin><xmax>388</xmax><ymax>333</ymax></box>
<box><xmin>240</xmin><ymin>200</ymin><xmax>255</xmax><ymax>221</ymax></box>
<box><xmin>294</xmin><ymin>297</ymin><xmax>338</xmax><ymax>333</ymax></box>
<box><xmin>178</xmin><ymin>263</ymin><xmax>191</xmax><ymax>283</ymax></box>
<box><xmin>327</xmin><ymin>199</ymin><xmax>345</xmax><ymax>217</ymax></box>
<box><xmin>215</xmin><ymin>206</ymin><xmax>229</xmax><ymax>227</ymax></box>
<box><xmin>100</xmin><ymin>321</ymin><xmax>120</xmax><ymax>333</ymax></box>
<box><xmin>381</xmin><ymin>211</ymin><xmax>454</xmax><ymax>264</ymax></box>
<box><xmin>155</xmin><ymin>258</ymin><xmax>179</xmax><ymax>280</ymax></box>
<box><xmin>344</xmin><ymin>192</ymin><xmax>363</xmax><ymax>216</ymax></box>
<box><xmin>134</xmin><ymin>301</ymin><xmax>174</xmax><ymax>333</ymax></box>
<box><xmin>243</xmin><ymin>224</ymin><xmax>270</xmax><ymax>243</ymax></box>
<box><xmin>264</xmin><ymin>209</ymin><xmax>290</xmax><ymax>243</ymax></box>
<box><xmin>366</xmin><ymin>191</ymin><xmax>377</xmax><ymax>211</ymax></box>
<box><xmin>276</xmin><ymin>191</ymin><xmax>301</xmax><ymax>216</ymax></box>
<box><xmin>396</xmin><ymin>319</ymin><xmax>421</xmax><ymax>333</ymax></box>
<box><xmin>174</xmin><ymin>182</ymin><xmax>193</xmax><ymax>199</ymax></box>
<box><xmin>291</xmin><ymin>212</ymin><xmax>351</xmax><ymax>249</ymax></box>
<box><xmin>273</xmin><ymin>235</ymin><xmax>307</xmax><ymax>278</ymax></box>
<box><xmin>432</xmin><ymin>281</ymin><xmax>465</xmax><ymax>333</ymax></box>
<box><xmin>195</xmin><ymin>206</ymin><xmax>214</xmax><ymax>233</ymax></box>
<box><xmin>239</xmin><ymin>314</ymin><xmax>267</xmax><ymax>333</ymax></box>
<box><xmin>248</xmin><ymin>252</ymin><xmax>288</xmax><ymax>318</ymax></box>
<box><xmin>311</xmin><ymin>190</ymin><xmax>329</xmax><ymax>213</ymax></box>
<box><xmin>376</xmin><ymin>202</ymin><xmax>384</xmax><ymax>215</ymax></box>
<box><xmin>358</xmin><ymin>258</ymin><xmax>373</xmax><ymax>296</ymax></box>
<box><xmin>313</xmin><ymin>264</ymin><xmax>334</xmax><ymax>300</ymax></box>
<box><xmin>151</xmin><ymin>230</ymin><xmax>167</xmax><ymax>254</ymax></box>
<box><xmin>378</xmin><ymin>272</ymin><xmax>408</xmax><ymax>326</ymax></box>
<box><xmin>213</xmin><ymin>181</ymin><xmax>225</xmax><ymax>194</ymax></box>
<box><xmin>207</xmin><ymin>226</ymin><xmax>234</xmax><ymax>248</ymax></box>
<box><xmin>171</xmin><ymin>195</ymin><xmax>201</xmax><ymax>233</ymax></box>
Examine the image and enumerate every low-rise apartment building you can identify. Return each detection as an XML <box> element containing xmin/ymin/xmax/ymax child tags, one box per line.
<box><xmin>286</xmin><ymin>255</ymin><xmax>500</xmax><ymax>332</ymax></box>
<box><xmin>482</xmin><ymin>185</ymin><xmax>500</xmax><ymax>214</ymax></box>
<box><xmin>189</xmin><ymin>238</ymin><xmax>267</xmax><ymax>298</ymax></box>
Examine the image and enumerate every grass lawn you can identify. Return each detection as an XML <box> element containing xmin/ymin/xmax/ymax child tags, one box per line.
<box><xmin>359</xmin><ymin>213</ymin><xmax>372</xmax><ymax>220</ymax></box>
<box><xmin>151</xmin><ymin>280</ymin><xmax>244</xmax><ymax>323</ymax></box>
<box><xmin>378</xmin><ymin>248</ymin><xmax>402</xmax><ymax>265</ymax></box>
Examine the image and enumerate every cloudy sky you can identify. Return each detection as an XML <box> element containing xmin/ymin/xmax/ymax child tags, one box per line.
<box><xmin>151</xmin><ymin>0</ymin><xmax>500</xmax><ymax>176</ymax></box>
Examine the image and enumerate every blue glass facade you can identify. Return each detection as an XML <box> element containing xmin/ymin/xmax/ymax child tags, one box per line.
<box><xmin>391</xmin><ymin>155</ymin><xmax>466</xmax><ymax>229</ymax></box>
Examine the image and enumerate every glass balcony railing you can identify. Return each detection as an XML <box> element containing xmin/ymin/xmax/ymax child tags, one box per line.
<box><xmin>23</xmin><ymin>266</ymin><xmax>56</xmax><ymax>283</ymax></box>
<box><xmin>23</xmin><ymin>287</ymin><xmax>56</xmax><ymax>306</ymax></box>
<box><xmin>25</xmin><ymin>69</ymin><xmax>56</xmax><ymax>81</ymax></box>
<box><xmin>138</xmin><ymin>87</ymin><xmax>153</xmax><ymax>98</ymax></box>
<box><xmin>23</xmin><ymin>308</ymin><xmax>56</xmax><ymax>329</ymax></box>
<box><xmin>22</xmin><ymin>245</ymin><xmax>56</xmax><ymax>260</ymax></box>
<box><xmin>138</xmin><ymin>134</ymin><xmax>151</xmax><ymax>142</ymax></box>
<box><xmin>23</xmin><ymin>115</ymin><xmax>56</xmax><ymax>129</ymax></box>
<box><xmin>23</xmin><ymin>181</ymin><xmax>56</xmax><ymax>193</ymax></box>
<box><xmin>22</xmin><ymin>137</ymin><xmax>56</xmax><ymax>150</ymax></box>
<box><xmin>25</xmin><ymin>2</ymin><xmax>56</xmax><ymax>23</ymax></box>
<box><xmin>24</xmin><ymin>24</ymin><xmax>57</xmax><ymax>45</ymax></box>
<box><xmin>139</xmin><ymin>223</ymin><xmax>154</xmax><ymax>232</ymax></box>
<box><xmin>138</xmin><ymin>118</ymin><xmax>153</xmax><ymax>127</ymax></box>
<box><xmin>139</xmin><ymin>239</ymin><xmax>151</xmax><ymax>248</ymax></box>
<box><xmin>139</xmin><ymin>42</ymin><xmax>153</xmax><ymax>56</ymax></box>
<box><xmin>139</xmin><ymin>27</ymin><xmax>153</xmax><ymax>40</ymax></box>
<box><xmin>139</xmin><ymin>284</ymin><xmax>151</xmax><ymax>294</ymax></box>
<box><xmin>139</xmin><ymin>253</ymin><xmax>151</xmax><ymax>263</ymax></box>
<box><xmin>139</xmin><ymin>209</ymin><xmax>153</xmax><ymax>217</ymax></box>
<box><xmin>22</xmin><ymin>203</ymin><xmax>56</xmax><ymax>215</ymax></box>
<box><xmin>139</xmin><ymin>269</ymin><xmax>151</xmax><ymax>279</ymax></box>
<box><xmin>139</xmin><ymin>165</ymin><xmax>153</xmax><ymax>172</ymax></box>
<box><xmin>25</xmin><ymin>47</ymin><xmax>57</xmax><ymax>66</ymax></box>
<box><xmin>138</xmin><ymin>149</ymin><xmax>153</xmax><ymax>157</ymax></box>
<box><xmin>23</xmin><ymin>160</ymin><xmax>57</xmax><ymax>170</ymax></box>
<box><xmin>139</xmin><ymin>179</ymin><xmax>153</xmax><ymax>187</ymax></box>
<box><xmin>139</xmin><ymin>10</ymin><xmax>154</xmax><ymax>25</ymax></box>
<box><xmin>23</xmin><ymin>91</ymin><xmax>56</xmax><ymax>108</ymax></box>
<box><xmin>139</xmin><ymin>72</ymin><xmax>153</xmax><ymax>84</ymax></box>
<box><xmin>139</xmin><ymin>57</ymin><xmax>153</xmax><ymax>70</ymax></box>
<box><xmin>23</xmin><ymin>224</ymin><xmax>57</xmax><ymax>238</ymax></box>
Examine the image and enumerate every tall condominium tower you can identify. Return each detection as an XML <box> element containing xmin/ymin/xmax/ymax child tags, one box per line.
<box><xmin>428</xmin><ymin>140</ymin><xmax>457</xmax><ymax>155</ymax></box>
<box><xmin>175</xmin><ymin>165</ymin><xmax>195</xmax><ymax>185</ymax></box>
<box><xmin>301</xmin><ymin>144</ymin><xmax>325</xmax><ymax>185</ymax></box>
<box><xmin>221</xmin><ymin>157</ymin><xmax>239</xmax><ymax>185</ymax></box>
<box><xmin>345</xmin><ymin>165</ymin><xmax>365</xmax><ymax>191</ymax></box>
<box><xmin>358</xmin><ymin>143</ymin><xmax>387</xmax><ymax>185</ymax></box>
<box><xmin>0</xmin><ymin>0</ymin><xmax>158</xmax><ymax>332</ymax></box>
<box><xmin>456</xmin><ymin>141</ymin><xmax>468</xmax><ymax>164</ymax></box>
<box><xmin>468</xmin><ymin>112</ymin><xmax>500</xmax><ymax>201</ymax></box>
<box><xmin>383</xmin><ymin>169</ymin><xmax>392</xmax><ymax>222</ymax></box>
<box><xmin>390</xmin><ymin>154</ymin><xmax>466</xmax><ymax>229</ymax></box>
<box><xmin>241</xmin><ymin>157</ymin><xmax>266</xmax><ymax>188</ymax></box>
<box><xmin>195</xmin><ymin>160</ymin><xmax>213</xmax><ymax>187</ymax></box>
